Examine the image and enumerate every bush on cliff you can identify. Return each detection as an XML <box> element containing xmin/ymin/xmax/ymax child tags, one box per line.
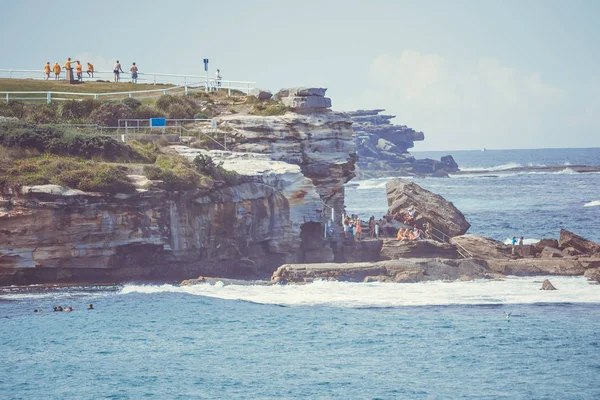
<box><xmin>193</xmin><ymin>154</ymin><xmax>242</xmax><ymax>185</ymax></box>
<box><xmin>60</xmin><ymin>99</ymin><xmax>101</xmax><ymax>121</ymax></box>
<box><xmin>249</xmin><ymin>99</ymin><xmax>289</xmax><ymax>116</ymax></box>
<box><xmin>143</xmin><ymin>154</ymin><xmax>213</xmax><ymax>190</ymax></box>
<box><xmin>0</xmin><ymin>121</ymin><xmax>155</xmax><ymax>162</ymax></box>
<box><xmin>2</xmin><ymin>156</ymin><xmax>136</xmax><ymax>194</ymax></box>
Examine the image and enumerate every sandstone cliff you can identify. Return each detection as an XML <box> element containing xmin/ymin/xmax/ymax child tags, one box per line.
<box><xmin>0</xmin><ymin>90</ymin><xmax>357</xmax><ymax>285</ymax></box>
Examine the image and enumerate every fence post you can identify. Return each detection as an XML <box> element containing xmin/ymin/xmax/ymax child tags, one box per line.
<box><xmin>47</xmin><ymin>92</ymin><xmax>51</xmax><ymax>104</ymax></box>
<box><xmin>153</xmin><ymin>75</ymin><xmax>156</xmax><ymax>85</ymax></box>
<box><xmin>5</xmin><ymin>93</ymin><xmax>8</xmax><ymax>103</ymax></box>
<box><xmin>129</xmin><ymin>92</ymin><xmax>132</xmax><ymax>98</ymax></box>
<box><xmin>185</xmin><ymin>86</ymin><xmax>188</xmax><ymax>96</ymax></box>
<box><xmin>9</xmin><ymin>70</ymin><xmax>12</xmax><ymax>79</ymax></box>
<box><xmin>94</xmin><ymin>94</ymin><xmax>99</xmax><ymax>100</ymax></box>
<box><xmin>163</xmin><ymin>90</ymin><xmax>167</xmax><ymax>95</ymax></box>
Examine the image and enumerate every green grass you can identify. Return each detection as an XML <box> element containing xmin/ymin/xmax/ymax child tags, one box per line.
<box><xmin>0</xmin><ymin>78</ymin><xmax>172</xmax><ymax>94</ymax></box>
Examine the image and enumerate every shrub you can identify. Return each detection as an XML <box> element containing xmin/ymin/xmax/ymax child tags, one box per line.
<box><xmin>155</xmin><ymin>95</ymin><xmax>175</xmax><ymax>112</ymax></box>
<box><xmin>142</xmin><ymin>154</ymin><xmax>212</xmax><ymax>190</ymax></box>
<box><xmin>251</xmin><ymin>101</ymin><xmax>289</xmax><ymax>116</ymax></box>
<box><xmin>127</xmin><ymin>140</ymin><xmax>160</xmax><ymax>163</ymax></box>
<box><xmin>3</xmin><ymin>157</ymin><xmax>136</xmax><ymax>194</ymax></box>
<box><xmin>25</xmin><ymin>104</ymin><xmax>58</xmax><ymax>124</ymax></box>
<box><xmin>135</xmin><ymin>105</ymin><xmax>164</xmax><ymax>119</ymax></box>
<box><xmin>0</xmin><ymin>121</ymin><xmax>142</xmax><ymax>162</ymax></box>
<box><xmin>193</xmin><ymin>153</ymin><xmax>216</xmax><ymax>175</ymax></box>
<box><xmin>60</xmin><ymin>99</ymin><xmax>100</xmax><ymax>121</ymax></box>
<box><xmin>1</xmin><ymin>101</ymin><xmax>27</xmax><ymax>119</ymax></box>
<box><xmin>122</xmin><ymin>97</ymin><xmax>142</xmax><ymax>110</ymax></box>
<box><xmin>88</xmin><ymin>102</ymin><xmax>134</xmax><ymax>127</ymax></box>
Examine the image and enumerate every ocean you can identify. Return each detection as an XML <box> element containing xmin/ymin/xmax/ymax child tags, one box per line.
<box><xmin>1</xmin><ymin>148</ymin><xmax>600</xmax><ymax>399</ymax></box>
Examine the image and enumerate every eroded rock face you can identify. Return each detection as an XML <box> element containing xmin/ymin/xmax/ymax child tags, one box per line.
<box><xmin>216</xmin><ymin>111</ymin><xmax>356</xmax><ymax>220</ymax></box>
<box><xmin>386</xmin><ymin>178</ymin><xmax>470</xmax><ymax>238</ymax></box>
<box><xmin>0</xmin><ymin>183</ymin><xmax>297</xmax><ymax>285</ymax></box>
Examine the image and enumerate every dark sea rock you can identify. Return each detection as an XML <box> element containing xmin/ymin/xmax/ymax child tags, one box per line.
<box><xmin>541</xmin><ymin>279</ymin><xmax>557</xmax><ymax>290</ymax></box>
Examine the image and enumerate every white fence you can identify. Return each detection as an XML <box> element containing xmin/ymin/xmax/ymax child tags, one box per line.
<box><xmin>0</xmin><ymin>68</ymin><xmax>255</xmax><ymax>103</ymax></box>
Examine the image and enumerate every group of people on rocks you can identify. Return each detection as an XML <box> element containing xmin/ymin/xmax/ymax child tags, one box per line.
<box><xmin>343</xmin><ymin>214</ymin><xmax>364</xmax><ymax>240</ymax></box>
<box><xmin>511</xmin><ymin>235</ymin><xmax>525</xmax><ymax>255</ymax></box>
<box><xmin>44</xmin><ymin>58</ymin><xmax>139</xmax><ymax>83</ymax></box>
<box><xmin>342</xmin><ymin>205</ymin><xmax>433</xmax><ymax>243</ymax></box>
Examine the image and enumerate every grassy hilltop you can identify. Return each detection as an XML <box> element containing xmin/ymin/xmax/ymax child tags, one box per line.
<box><xmin>0</xmin><ymin>79</ymin><xmax>288</xmax><ymax>194</ymax></box>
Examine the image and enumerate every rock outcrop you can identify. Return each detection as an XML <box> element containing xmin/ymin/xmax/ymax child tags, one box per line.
<box><xmin>380</xmin><ymin>239</ymin><xmax>458</xmax><ymax>260</ymax></box>
<box><xmin>272</xmin><ymin>258</ymin><xmax>496</xmax><ymax>284</ymax></box>
<box><xmin>386</xmin><ymin>178</ymin><xmax>470</xmax><ymax>238</ymax></box>
<box><xmin>558</xmin><ymin>229</ymin><xmax>600</xmax><ymax>255</ymax></box>
<box><xmin>275</xmin><ymin>87</ymin><xmax>331</xmax><ymax>110</ymax></box>
<box><xmin>347</xmin><ymin>109</ymin><xmax>459</xmax><ymax>178</ymax></box>
<box><xmin>541</xmin><ymin>279</ymin><xmax>557</xmax><ymax>290</ymax></box>
<box><xmin>452</xmin><ymin>235</ymin><xmax>511</xmax><ymax>259</ymax></box>
<box><xmin>214</xmin><ymin>110</ymin><xmax>356</xmax><ymax>220</ymax></box>
<box><xmin>0</xmin><ymin>94</ymin><xmax>358</xmax><ymax>285</ymax></box>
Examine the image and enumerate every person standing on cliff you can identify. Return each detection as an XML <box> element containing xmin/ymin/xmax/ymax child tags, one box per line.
<box><xmin>511</xmin><ymin>236</ymin><xmax>518</xmax><ymax>255</ymax></box>
<box><xmin>518</xmin><ymin>236</ymin><xmax>524</xmax><ymax>256</ymax></box>
<box><xmin>113</xmin><ymin>60</ymin><xmax>124</xmax><ymax>82</ymax></box>
<box><xmin>44</xmin><ymin>62</ymin><xmax>51</xmax><ymax>80</ymax></box>
<box><xmin>130</xmin><ymin>62</ymin><xmax>138</xmax><ymax>83</ymax></box>
<box><xmin>53</xmin><ymin>62</ymin><xmax>61</xmax><ymax>80</ymax></box>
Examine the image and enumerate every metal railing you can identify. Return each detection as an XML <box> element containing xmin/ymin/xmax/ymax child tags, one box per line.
<box><xmin>429</xmin><ymin>225</ymin><xmax>473</xmax><ymax>259</ymax></box>
<box><xmin>0</xmin><ymin>68</ymin><xmax>254</xmax><ymax>89</ymax></box>
<box><xmin>0</xmin><ymin>68</ymin><xmax>256</xmax><ymax>103</ymax></box>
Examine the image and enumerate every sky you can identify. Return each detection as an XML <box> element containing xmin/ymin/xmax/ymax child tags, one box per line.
<box><xmin>1</xmin><ymin>0</ymin><xmax>599</xmax><ymax>151</ymax></box>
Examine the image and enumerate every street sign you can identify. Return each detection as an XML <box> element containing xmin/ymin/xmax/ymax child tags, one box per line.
<box><xmin>149</xmin><ymin>118</ymin><xmax>166</xmax><ymax>127</ymax></box>
<box><xmin>203</xmin><ymin>58</ymin><xmax>209</xmax><ymax>72</ymax></box>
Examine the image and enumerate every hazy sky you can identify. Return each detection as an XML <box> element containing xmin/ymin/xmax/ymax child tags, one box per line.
<box><xmin>1</xmin><ymin>0</ymin><xmax>599</xmax><ymax>151</ymax></box>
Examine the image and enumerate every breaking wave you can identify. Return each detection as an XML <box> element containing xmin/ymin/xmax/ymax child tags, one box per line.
<box><xmin>584</xmin><ymin>200</ymin><xmax>600</xmax><ymax>207</ymax></box>
<box><xmin>118</xmin><ymin>276</ymin><xmax>599</xmax><ymax>308</ymax></box>
<box><xmin>503</xmin><ymin>238</ymin><xmax>540</xmax><ymax>245</ymax></box>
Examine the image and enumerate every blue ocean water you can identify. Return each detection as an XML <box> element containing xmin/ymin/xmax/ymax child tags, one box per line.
<box><xmin>2</xmin><ymin>148</ymin><xmax>600</xmax><ymax>399</ymax></box>
<box><xmin>350</xmin><ymin>147</ymin><xmax>600</xmax><ymax>243</ymax></box>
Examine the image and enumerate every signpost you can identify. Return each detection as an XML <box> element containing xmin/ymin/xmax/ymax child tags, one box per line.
<box><xmin>203</xmin><ymin>58</ymin><xmax>209</xmax><ymax>92</ymax></box>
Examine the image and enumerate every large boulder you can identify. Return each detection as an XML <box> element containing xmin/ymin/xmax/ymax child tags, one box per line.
<box><xmin>452</xmin><ymin>235</ymin><xmax>511</xmax><ymax>259</ymax></box>
<box><xmin>249</xmin><ymin>88</ymin><xmax>273</xmax><ymax>101</ymax></box>
<box><xmin>275</xmin><ymin>87</ymin><xmax>332</xmax><ymax>111</ymax></box>
<box><xmin>386</xmin><ymin>178</ymin><xmax>470</xmax><ymax>238</ymax></box>
<box><xmin>558</xmin><ymin>229</ymin><xmax>600</xmax><ymax>255</ymax></box>
<box><xmin>584</xmin><ymin>267</ymin><xmax>600</xmax><ymax>283</ymax></box>
<box><xmin>380</xmin><ymin>239</ymin><xmax>458</xmax><ymax>260</ymax></box>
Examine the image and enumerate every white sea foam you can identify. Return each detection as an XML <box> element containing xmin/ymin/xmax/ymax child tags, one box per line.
<box><xmin>459</xmin><ymin>162</ymin><xmax>523</xmax><ymax>172</ymax></box>
<box><xmin>584</xmin><ymin>200</ymin><xmax>600</xmax><ymax>207</ymax></box>
<box><xmin>118</xmin><ymin>276</ymin><xmax>599</xmax><ymax>307</ymax></box>
<box><xmin>350</xmin><ymin>177</ymin><xmax>413</xmax><ymax>190</ymax></box>
<box><xmin>503</xmin><ymin>238</ymin><xmax>540</xmax><ymax>245</ymax></box>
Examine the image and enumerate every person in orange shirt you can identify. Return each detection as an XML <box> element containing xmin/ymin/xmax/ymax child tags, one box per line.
<box><xmin>44</xmin><ymin>62</ymin><xmax>51</xmax><ymax>80</ymax></box>
<box><xmin>53</xmin><ymin>62</ymin><xmax>61</xmax><ymax>80</ymax></box>
<box><xmin>63</xmin><ymin>57</ymin><xmax>72</xmax><ymax>70</ymax></box>
<box><xmin>86</xmin><ymin>62</ymin><xmax>94</xmax><ymax>78</ymax></box>
<box><xmin>75</xmin><ymin>61</ymin><xmax>83</xmax><ymax>81</ymax></box>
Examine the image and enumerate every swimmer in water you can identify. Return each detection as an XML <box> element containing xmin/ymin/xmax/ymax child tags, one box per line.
<box><xmin>88</xmin><ymin>304</ymin><xmax>94</xmax><ymax>310</ymax></box>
